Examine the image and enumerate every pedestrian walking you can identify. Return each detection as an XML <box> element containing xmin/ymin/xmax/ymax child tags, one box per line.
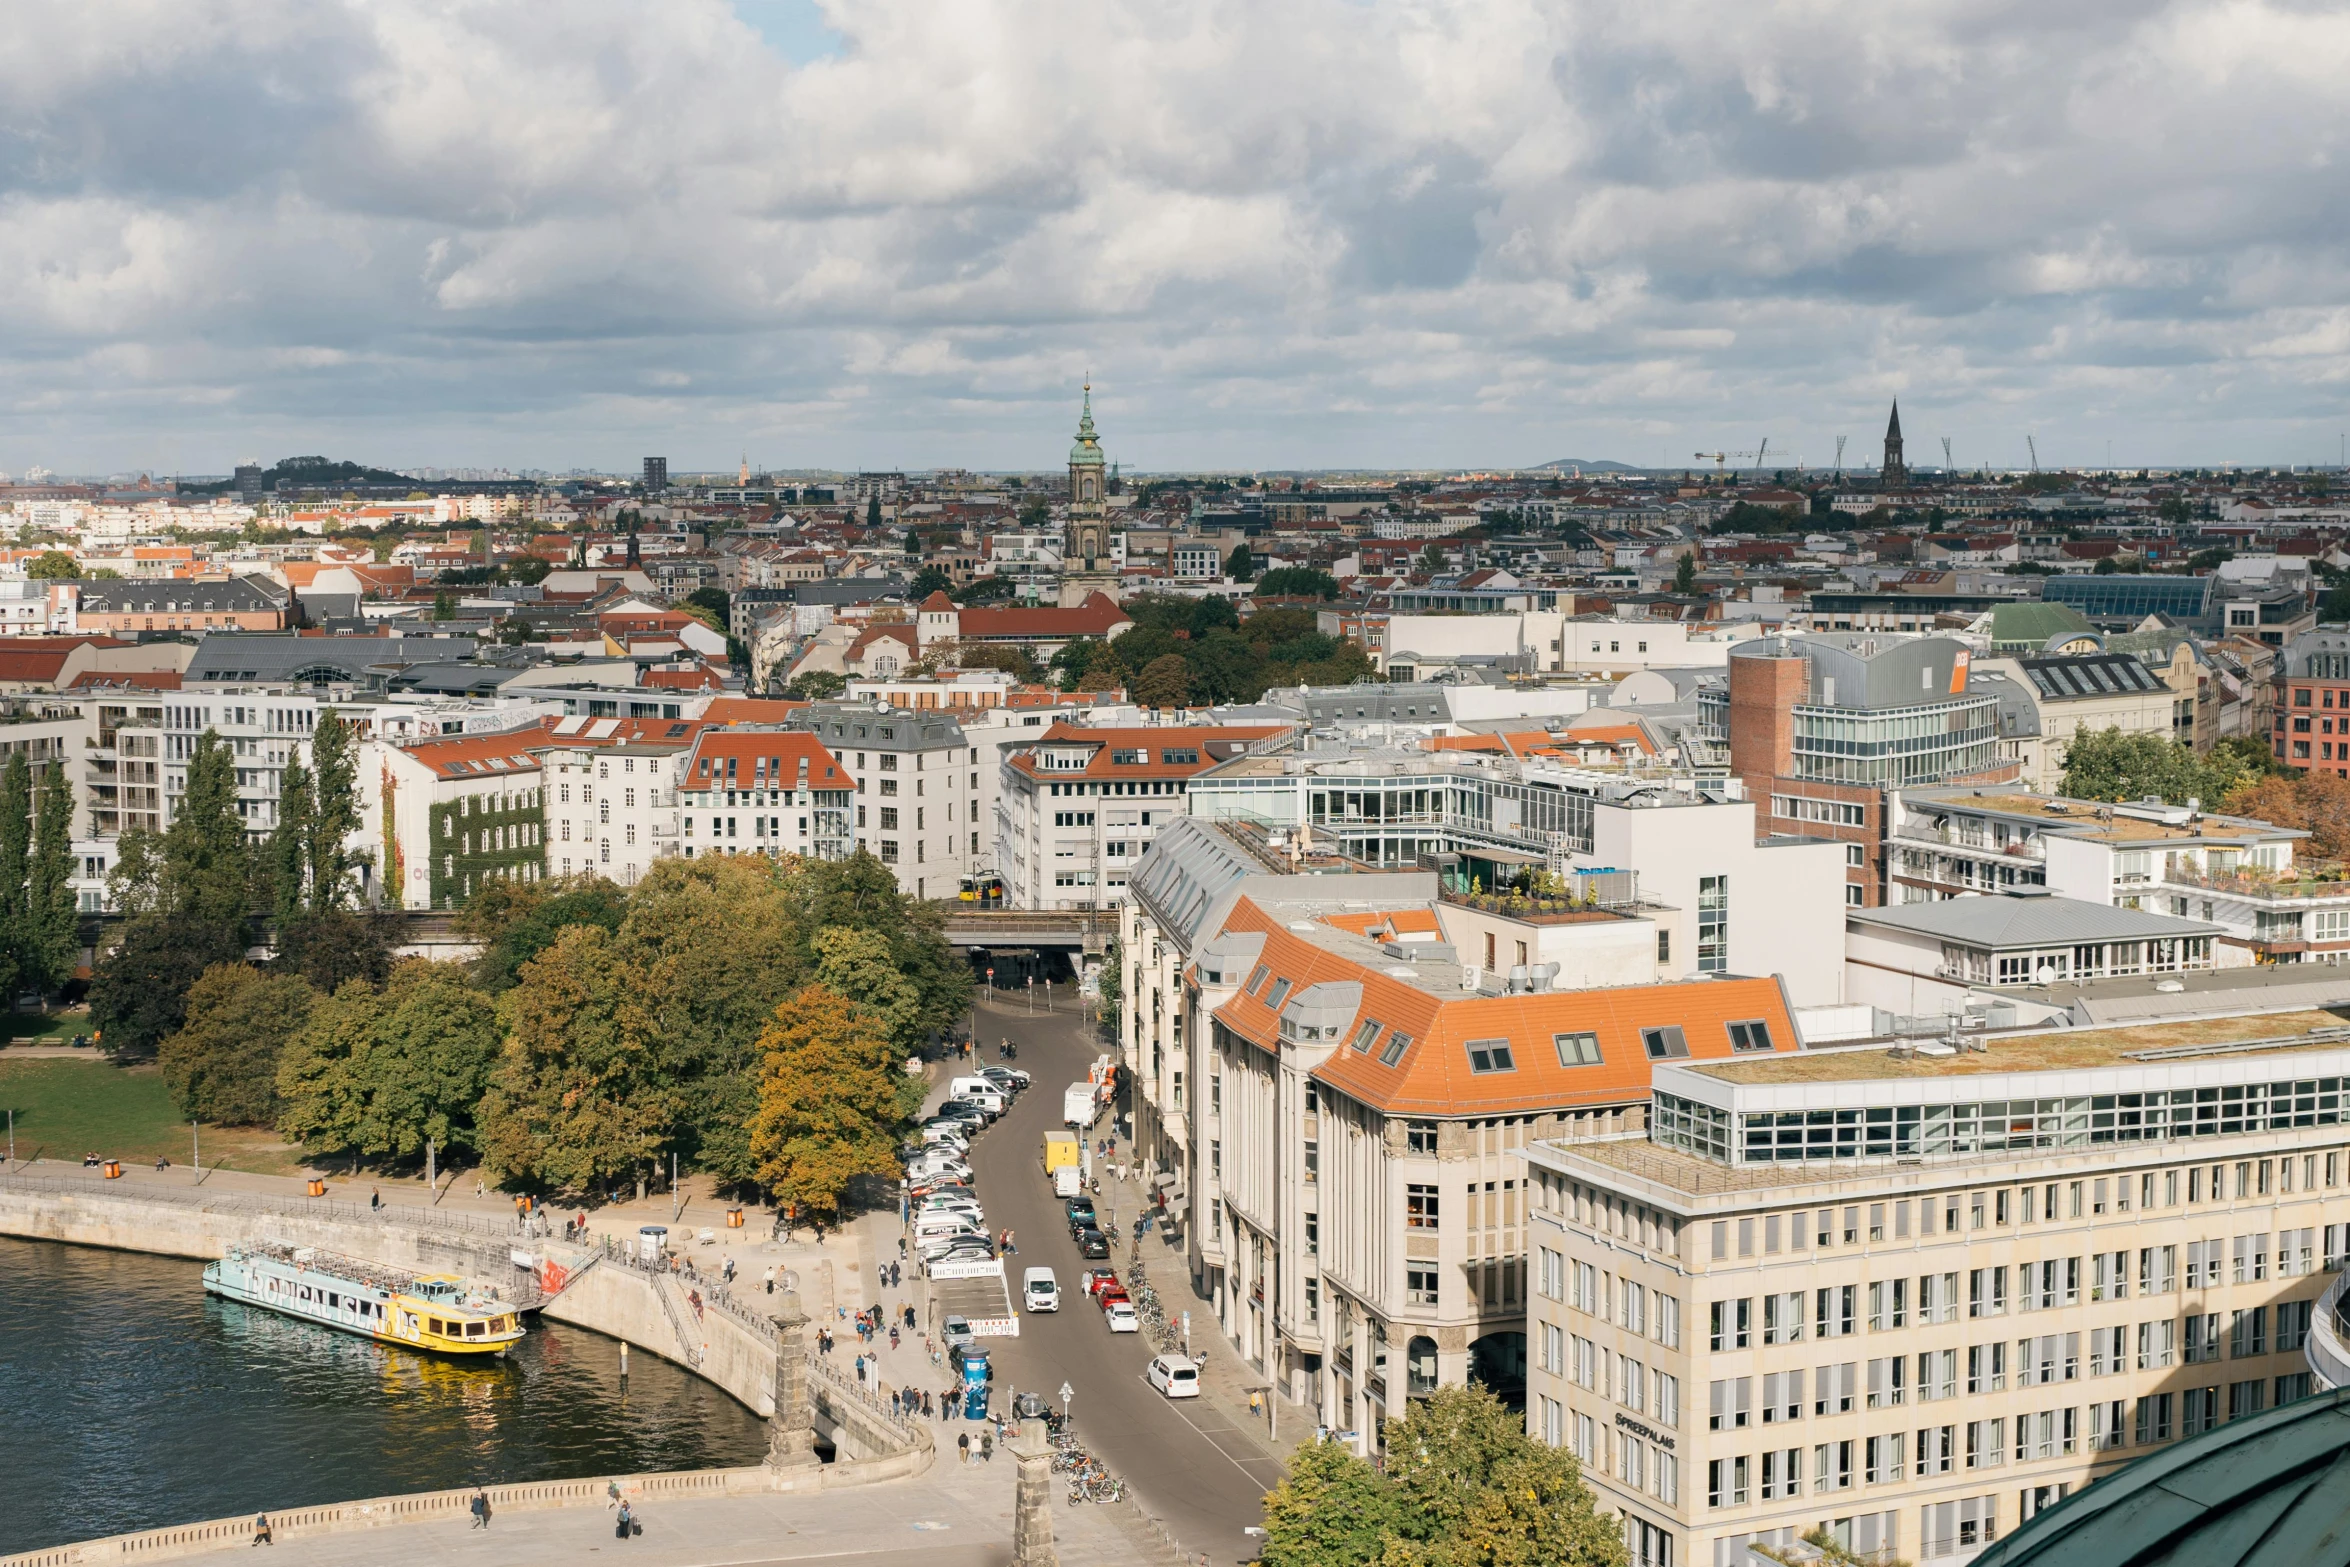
<box><xmin>890</xmin><ymin>1324</ymin><xmax>901</xmax><ymax>1351</ymax></box>
<box><xmin>369</xmin><ymin>1188</ymin><xmax>381</xmax><ymax>1212</ymax></box>
<box><xmin>922</xmin><ymin>1390</ymin><xmax>934</xmax><ymax>1418</ymax></box>
<box><xmin>854</xmin><ymin>1352</ymin><xmax>867</xmax><ymax>1384</ymax></box>
<box><xmin>958</xmin><ymin>1432</ymin><xmax>970</xmax><ymax>1465</ymax></box>
<box><xmin>763</xmin><ymin>1266</ymin><xmax>776</xmax><ymax>1295</ymax></box>
<box><xmin>615</xmin><ymin>1501</ymin><xmax>635</xmax><ymax>1541</ymax></box>
<box><xmin>470</xmin><ymin>1488</ymin><xmax>491</xmax><ymax>1529</ymax></box>
<box><xmin>980</xmin><ymin>1427</ymin><xmax>994</xmax><ymax>1463</ymax></box>
<box><xmin>250</xmin><ymin>1515</ymin><xmax>272</xmax><ymax>1548</ymax></box>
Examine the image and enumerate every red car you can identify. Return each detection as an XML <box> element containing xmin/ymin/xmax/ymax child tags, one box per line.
<box><xmin>1081</xmin><ymin>1268</ymin><xmax>1120</xmax><ymax>1299</ymax></box>
<box><xmin>1095</xmin><ymin>1284</ymin><xmax>1131</xmax><ymax>1312</ymax></box>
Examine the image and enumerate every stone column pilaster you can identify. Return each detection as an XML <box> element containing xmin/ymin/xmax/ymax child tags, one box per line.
<box><xmin>766</xmin><ymin>1290</ymin><xmax>819</xmax><ymax>1472</ymax></box>
<box><xmin>1009</xmin><ymin>1416</ymin><xmax>1058</xmax><ymax>1567</ymax></box>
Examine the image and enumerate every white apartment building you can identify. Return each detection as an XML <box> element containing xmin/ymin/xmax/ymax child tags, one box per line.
<box><xmin>1525</xmin><ymin>1008</ymin><xmax>2350</xmax><ymax>1567</ymax></box>
<box><xmin>789</xmin><ymin>704</ymin><xmax>977</xmax><ymax>899</ymax></box>
<box><xmin>1887</xmin><ymin>788</ymin><xmax>2350</xmax><ymax>968</ymax></box>
<box><xmin>541</xmin><ymin>730</ymin><xmax>695</xmax><ymax>883</ymax></box>
<box><xmin>998</xmin><ymin>723</ymin><xmax>1289</xmax><ymax>910</ymax></box>
<box><xmin>677</xmin><ymin>726</ymin><xmax>853</xmax><ymax>864</ymax></box>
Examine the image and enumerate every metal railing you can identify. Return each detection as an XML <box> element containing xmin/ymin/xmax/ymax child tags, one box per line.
<box><xmin>804</xmin><ymin>1344</ymin><xmax>924</xmax><ymax>1439</ymax></box>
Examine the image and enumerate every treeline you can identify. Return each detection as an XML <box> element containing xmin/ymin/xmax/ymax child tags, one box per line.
<box><xmin>138</xmin><ymin>848</ymin><xmax>969</xmax><ymax>1218</ymax></box>
<box><xmin>1050</xmin><ymin>595</ymin><xmax>1374</xmax><ymax>706</ymax></box>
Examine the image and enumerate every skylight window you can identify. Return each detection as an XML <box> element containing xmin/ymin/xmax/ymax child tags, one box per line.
<box><xmin>1728</xmin><ymin>1020</ymin><xmax>1774</xmax><ymax>1054</ymax></box>
<box><xmin>1642</xmin><ymin>1026</ymin><xmax>1689</xmax><ymax>1060</ymax></box>
<box><xmin>1351</xmin><ymin>1018</ymin><xmax>1383</xmax><ymax>1053</ymax></box>
<box><xmin>1466</xmin><ymin>1039</ymin><xmax>1515</xmax><ymax>1074</ymax></box>
<box><xmin>1554</xmin><ymin>1031</ymin><xmax>1601</xmax><ymax>1067</ymax></box>
<box><xmin>1265</xmin><ymin>979</ymin><xmax>1292</xmax><ymax>1010</ymax></box>
<box><xmin>1378</xmin><ymin>1031</ymin><xmax>1412</xmax><ymax>1067</ymax></box>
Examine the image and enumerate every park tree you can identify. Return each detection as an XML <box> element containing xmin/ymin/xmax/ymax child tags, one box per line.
<box><xmin>276</xmin><ymin>962</ymin><xmax>502</xmax><ymax>1161</ymax></box>
<box><xmin>274</xmin><ymin>911</ymin><xmax>395</xmax><ymax>993</ymax></box>
<box><xmin>24</xmin><ymin>551</ymin><xmax>78</xmax><ymax>580</ymax></box>
<box><xmin>306</xmin><ymin>711</ymin><xmax>362</xmax><ymax>913</ymax></box>
<box><xmin>1226</xmin><ymin>543</ymin><xmax>1254</xmax><ymax>582</ymax></box>
<box><xmin>1258</xmin><ymin>1433</ymin><xmax>1403</xmax><ymax>1567</ymax></box>
<box><xmin>477</xmin><ymin>924</ymin><xmax>674</xmax><ymax>1192</ymax></box>
<box><xmin>25</xmin><ymin>759</ymin><xmax>77</xmax><ymax>997</ymax></box>
<box><xmin>0</xmin><ymin>753</ymin><xmax>31</xmax><ymax>1003</ymax></box>
<box><xmin>159</xmin><ymin>963</ymin><xmax>316</xmax><ymax>1125</ymax></box>
<box><xmin>457</xmin><ymin>874</ymin><xmax>630</xmax><ymax>992</ymax></box>
<box><xmin>746</xmin><ymin>985</ymin><xmax>907</xmax><ymax>1224</ymax></box>
<box><xmin>267</xmin><ymin>755</ymin><xmax>314</xmax><ymax>923</ymax></box>
<box><xmin>1253</xmin><ymin>567</ymin><xmax>1340</xmax><ymax>600</ymax></box>
<box><xmin>810</xmin><ymin>924</ymin><xmax>923</xmax><ymax>1050</ymax></box>
<box><xmin>1674</xmin><ymin>552</ymin><xmax>1697</xmax><ymax>592</ymax></box>
<box><xmin>2225</xmin><ymin>769</ymin><xmax>2350</xmax><ymax>860</ymax></box>
<box><xmin>88</xmin><ymin>913</ymin><xmax>250</xmax><ymax>1060</ymax></box>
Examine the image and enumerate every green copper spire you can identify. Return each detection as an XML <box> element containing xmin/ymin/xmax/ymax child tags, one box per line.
<box><xmin>1069</xmin><ymin>380</ymin><xmax>1105</xmax><ymax>468</ymax></box>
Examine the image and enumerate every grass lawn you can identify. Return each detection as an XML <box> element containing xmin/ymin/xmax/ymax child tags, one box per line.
<box><xmin>0</xmin><ymin>1058</ymin><xmax>305</xmax><ymax>1175</ymax></box>
<box><xmin>0</xmin><ymin>1009</ymin><xmax>87</xmax><ymax>1045</ymax></box>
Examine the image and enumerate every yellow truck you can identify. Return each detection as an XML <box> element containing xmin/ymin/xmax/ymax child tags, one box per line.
<box><xmin>1042</xmin><ymin>1131</ymin><xmax>1080</xmax><ymax>1183</ymax></box>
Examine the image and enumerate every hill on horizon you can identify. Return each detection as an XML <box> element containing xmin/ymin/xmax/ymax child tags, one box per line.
<box><xmin>1533</xmin><ymin>458</ymin><xmax>1646</xmax><ymax>473</ymax></box>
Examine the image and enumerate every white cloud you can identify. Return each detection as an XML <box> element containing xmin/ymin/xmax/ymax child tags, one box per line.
<box><xmin>2</xmin><ymin>0</ymin><xmax>2349</xmax><ymax>471</ymax></box>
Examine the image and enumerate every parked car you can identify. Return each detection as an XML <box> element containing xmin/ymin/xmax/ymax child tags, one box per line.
<box><xmin>934</xmin><ymin>1100</ymin><xmax>989</xmax><ymax>1127</ymax></box>
<box><xmin>1080</xmin><ymin>1267</ymin><xmax>1120</xmax><ymax>1298</ymax></box>
<box><xmin>942</xmin><ymin>1315</ymin><xmax>975</xmax><ymax>1352</ymax></box>
<box><xmin>1023</xmin><ymin>1267</ymin><xmax>1060</xmax><ymax>1312</ymax></box>
<box><xmin>980</xmin><ymin>1066</ymin><xmax>1031</xmax><ymax>1091</ymax></box>
<box><xmin>1075</xmin><ymin>1228</ymin><xmax>1110</xmax><ymax>1260</ymax></box>
<box><xmin>1104</xmin><ymin>1299</ymin><xmax>1140</xmax><ymax>1333</ymax></box>
<box><xmin>1146</xmin><ymin>1355</ymin><xmax>1201</xmax><ymax>1398</ymax></box>
<box><xmin>1064</xmin><ymin>1196</ymin><xmax>1097</xmax><ymax>1230</ymax></box>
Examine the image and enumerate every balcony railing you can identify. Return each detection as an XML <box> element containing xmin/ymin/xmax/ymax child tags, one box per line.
<box><xmin>2160</xmin><ymin>864</ymin><xmax>2350</xmax><ymax>903</ymax></box>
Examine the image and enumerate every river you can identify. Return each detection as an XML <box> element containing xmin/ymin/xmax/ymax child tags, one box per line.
<box><xmin>0</xmin><ymin>1236</ymin><xmax>770</xmax><ymax>1557</ymax></box>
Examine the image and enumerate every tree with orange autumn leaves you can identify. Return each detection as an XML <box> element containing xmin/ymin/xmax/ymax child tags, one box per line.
<box><xmin>746</xmin><ymin>984</ymin><xmax>913</xmax><ymax>1223</ymax></box>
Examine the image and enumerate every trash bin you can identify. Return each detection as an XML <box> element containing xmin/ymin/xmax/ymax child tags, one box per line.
<box><xmin>103</xmin><ymin>1160</ymin><xmax>123</xmax><ymax>1180</ymax></box>
<box><xmin>726</xmin><ymin>1207</ymin><xmax>744</xmax><ymax>1228</ymax></box>
<box><xmin>638</xmin><ymin>1225</ymin><xmax>669</xmax><ymax>1264</ymax></box>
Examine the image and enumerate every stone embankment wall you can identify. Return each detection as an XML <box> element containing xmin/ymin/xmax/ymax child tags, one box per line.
<box><xmin>0</xmin><ymin>1173</ymin><xmax>934</xmax><ymax>1567</ymax></box>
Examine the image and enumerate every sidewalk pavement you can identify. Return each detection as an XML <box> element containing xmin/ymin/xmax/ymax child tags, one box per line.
<box><xmin>121</xmin><ymin>1446</ymin><xmax>1145</xmax><ymax>1567</ymax></box>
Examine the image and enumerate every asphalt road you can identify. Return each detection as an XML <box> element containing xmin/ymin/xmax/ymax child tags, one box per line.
<box><xmin>956</xmin><ymin>993</ymin><xmax>1280</xmax><ymax>1565</ymax></box>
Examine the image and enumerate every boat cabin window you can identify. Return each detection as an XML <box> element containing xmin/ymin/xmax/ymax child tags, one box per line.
<box><xmin>466</xmin><ymin>1322</ymin><xmax>485</xmax><ymax>1337</ymax></box>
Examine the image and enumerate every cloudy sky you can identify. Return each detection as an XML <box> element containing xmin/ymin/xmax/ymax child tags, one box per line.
<box><xmin>7</xmin><ymin>0</ymin><xmax>2350</xmax><ymax>476</ymax></box>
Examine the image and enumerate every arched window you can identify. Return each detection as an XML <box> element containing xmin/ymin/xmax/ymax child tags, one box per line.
<box><xmin>1406</xmin><ymin>1335</ymin><xmax>1439</xmax><ymax>1397</ymax></box>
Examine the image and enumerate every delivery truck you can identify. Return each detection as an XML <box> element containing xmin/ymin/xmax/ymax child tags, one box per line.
<box><xmin>1042</xmin><ymin>1130</ymin><xmax>1079</xmax><ymax>1178</ymax></box>
<box><xmin>1063</xmin><ymin>1082</ymin><xmax>1101</xmax><ymax>1128</ymax></box>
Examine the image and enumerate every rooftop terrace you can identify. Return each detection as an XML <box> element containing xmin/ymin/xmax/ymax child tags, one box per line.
<box><xmin>1692</xmin><ymin>1006</ymin><xmax>2350</xmax><ymax>1084</ymax></box>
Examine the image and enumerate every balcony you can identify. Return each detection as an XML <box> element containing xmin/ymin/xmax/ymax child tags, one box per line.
<box><xmin>2163</xmin><ymin>863</ymin><xmax>2350</xmax><ymax>904</ymax></box>
<box><xmin>2308</xmin><ymin>1266</ymin><xmax>2350</xmax><ymax>1391</ymax></box>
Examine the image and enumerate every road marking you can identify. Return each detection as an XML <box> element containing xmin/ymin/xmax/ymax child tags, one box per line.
<box><xmin>1137</xmin><ymin>1374</ymin><xmax>1290</xmax><ymax>1487</ymax></box>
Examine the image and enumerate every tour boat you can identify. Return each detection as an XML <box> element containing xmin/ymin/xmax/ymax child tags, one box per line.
<box><xmin>203</xmin><ymin>1242</ymin><xmax>527</xmax><ymax>1356</ymax></box>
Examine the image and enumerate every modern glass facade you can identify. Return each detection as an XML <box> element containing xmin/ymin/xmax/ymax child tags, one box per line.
<box><xmin>1698</xmin><ymin>688</ymin><xmax>2001</xmax><ymax>785</ymax></box>
<box><xmin>2040</xmin><ymin>575</ymin><xmax>2214</xmax><ymax>626</ymax></box>
<box><xmin>1655</xmin><ymin>1076</ymin><xmax>2350</xmax><ymax>1166</ymax></box>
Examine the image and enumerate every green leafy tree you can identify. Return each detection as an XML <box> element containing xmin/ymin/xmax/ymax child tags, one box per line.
<box><xmin>24</xmin><ymin>551</ymin><xmax>78</xmax><ymax>580</ymax></box>
<box><xmin>1416</xmin><ymin>542</ymin><xmax>1448</xmax><ymax>577</ymax></box>
<box><xmin>1254</xmin><ymin>567</ymin><xmax>1341</xmax><ymax>599</ymax></box>
<box><xmin>26</xmin><ymin>759</ymin><xmax>77</xmax><ymax>998</ymax></box>
<box><xmin>784</xmin><ymin>669</ymin><xmax>847</xmax><ymax>701</ymax></box>
<box><xmin>478</xmin><ymin>924</ymin><xmax>674</xmax><ymax>1192</ymax></box>
<box><xmin>953</xmin><ymin>641</ymin><xmax>1041</xmax><ymax>683</ymax></box>
<box><xmin>747</xmin><ymin>985</ymin><xmax>907</xmax><ymax>1223</ymax></box>
<box><xmin>0</xmin><ymin>753</ymin><xmax>31</xmax><ymax>1004</ymax></box>
<box><xmin>158</xmin><ymin>963</ymin><xmax>316</xmax><ymax>1124</ymax></box>
<box><xmin>274</xmin><ymin>911</ymin><xmax>395</xmax><ymax>993</ymax></box>
<box><xmin>1095</xmin><ymin>936</ymin><xmax>1122</xmax><ymax>1037</ymax></box>
<box><xmin>267</xmin><ymin>755</ymin><xmax>315</xmax><ymax>924</ymax></box>
<box><xmin>1260</xmin><ymin>1388</ymin><xmax>1627</xmax><ymax>1567</ymax></box>
<box><xmin>1017</xmin><ymin>496</ymin><xmax>1050</xmax><ymax>530</ymax></box>
<box><xmin>811</xmin><ymin>925</ymin><xmax>923</xmax><ymax>1050</ymax></box>
<box><xmin>165</xmin><ymin>730</ymin><xmax>252</xmax><ymax>927</ymax></box>
<box><xmin>458</xmin><ymin>875</ymin><xmax>630</xmax><ymax>992</ymax></box>
<box><xmin>1226</xmin><ymin>543</ymin><xmax>1254</xmax><ymax>582</ymax></box>
<box><xmin>1133</xmin><ymin>653</ymin><xmax>1193</xmax><ymax>708</ymax></box>
<box><xmin>2059</xmin><ymin>726</ymin><xmax>2252</xmax><ymax>806</ymax></box>
<box><xmin>910</xmin><ymin>566</ymin><xmax>953</xmax><ymax>599</ymax></box>
<box><xmin>89</xmin><ymin>916</ymin><xmax>250</xmax><ymax>1061</ymax></box>
<box><xmin>432</xmin><ymin>590</ymin><xmax>456</xmax><ymax>620</ymax></box>
<box><xmin>1674</xmin><ymin>552</ymin><xmax>1697</xmax><ymax>592</ymax></box>
<box><xmin>956</xmin><ymin>574</ymin><xmax>1017</xmax><ymax>606</ymax></box>
<box><xmin>307</xmin><ymin>711</ymin><xmax>361</xmax><ymax>913</ymax></box>
<box><xmin>1259</xmin><ymin>1432</ymin><xmax>1404</xmax><ymax>1567</ymax></box>
<box><xmin>276</xmin><ymin>961</ymin><xmax>501</xmax><ymax>1160</ymax></box>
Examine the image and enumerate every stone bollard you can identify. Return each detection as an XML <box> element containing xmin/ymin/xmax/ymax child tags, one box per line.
<box><xmin>1009</xmin><ymin>1416</ymin><xmax>1058</xmax><ymax>1567</ymax></box>
<box><xmin>766</xmin><ymin>1290</ymin><xmax>819</xmax><ymax>1473</ymax></box>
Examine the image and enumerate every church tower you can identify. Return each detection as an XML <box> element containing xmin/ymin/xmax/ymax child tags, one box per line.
<box><xmin>1059</xmin><ymin>382</ymin><xmax>1120</xmax><ymax>607</ymax></box>
<box><xmin>1882</xmin><ymin>401</ymin><xmax>1908</xmax><ymax>488</ymax></box>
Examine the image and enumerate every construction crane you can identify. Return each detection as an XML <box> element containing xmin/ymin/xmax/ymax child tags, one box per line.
<box><xmin>1753</xmin><ymin>438</ymin><xmax>1771</xmax><ymax>475</ymax></box>
<box><xmin>1941</xmin><ymin>437</ymin><xmax>1954</xmax><ymax>473</ymax></box>
<box><xmin>2027</xmin><ymin>435</ymin><xmax>2041</xmax><ymax>473</ymax></box>
<box><xmin>1694</xmin><ymin>451</ymin><xmax>1728</xmax><ymax>474</ymax></box>
<box><xmin>1833</xmin><ymin>435</ymin><xmax>1848</xmax><ymax>478</ymax></box>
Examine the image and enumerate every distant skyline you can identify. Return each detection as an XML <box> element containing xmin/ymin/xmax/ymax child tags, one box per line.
<box><xmin>6</xmin><ymin>1</ymin><xmax>2350</xmax><ymax>476</ymax></box>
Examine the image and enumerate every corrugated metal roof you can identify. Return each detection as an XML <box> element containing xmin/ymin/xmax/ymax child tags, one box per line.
<box><xmin>1848</xmin><ymin>893</ymin><xmax>2220</xmax><ymax>948</ymax></box>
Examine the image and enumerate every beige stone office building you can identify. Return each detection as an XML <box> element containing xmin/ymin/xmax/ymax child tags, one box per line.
<box><xmin>1524</xmin><ymin>1009</ymin><xmax>2350</xmax><ymax>1567</ymax></box>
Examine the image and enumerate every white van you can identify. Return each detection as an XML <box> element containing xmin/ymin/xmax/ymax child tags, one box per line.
<box><xmin>948</xmin><ymin>1077</ymin><xmax>1009</xmax><ymax>1114</ymax></box>
<box><xmin>1053</xmin><ymin>1165</ymin><xmax>1082</xmax><ymax>1199</ymax></box>
<box><xmin>1023</xmin><ymin>1266</ymin><xmax>1060</xmax><ymax>1312</ymax></box>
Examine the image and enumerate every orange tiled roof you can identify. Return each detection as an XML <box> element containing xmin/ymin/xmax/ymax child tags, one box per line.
<box><xmin>679</xmin><ymin>729</ymin><xmax>845</xmax><ymax>794</ymax></box>
<box><xmin>701</xmin><ymin>697</ymin><xmax>811</xmax><ymax>725</ymax></box>
<box><xmin>1006</xmin><ymin>722</ymin><xmax>1289</xmax><ymax>782</ymax></box>
<box><xmin>1211</xmin><ymin>898</ymin><xmax>1798</xmax><ymax>1117</ymax></box>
